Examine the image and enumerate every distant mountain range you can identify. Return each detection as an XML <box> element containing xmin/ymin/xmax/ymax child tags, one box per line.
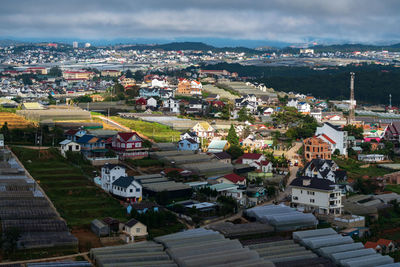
<box><xmin>2</xmin><ymin>39</ymin><xmax>400</xmax><ymax>53</ymax></box>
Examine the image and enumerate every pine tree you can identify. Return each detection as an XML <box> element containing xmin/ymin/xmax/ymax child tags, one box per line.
<box><xmin>227</xmin><ymin>124</ymin><xmax>239</xmax><ymax>146</ymax></box>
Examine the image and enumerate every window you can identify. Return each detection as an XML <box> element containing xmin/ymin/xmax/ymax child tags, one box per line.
<box><xmin>310</xmin><ymin>199</ymin><xmax>315</xmax><ymax>203</ymax></box>
<box><xmin>130</xmin><ymin>189</ymin><xmax>133</xmax><ymax>193</ymax></box>
<box><xmin>293</xmin><ymin>196</ymin><xmax>298</xmax><ymax>200</ymax></box>
<box><xmin>136</xmin><ymin>228</ymin><xmax>140</xmax><ymax>233</ymax></box>
<box><xmin>136</xmin><ymin>188</ymin><xmax>140</xmax><ymax>192</ymax></box>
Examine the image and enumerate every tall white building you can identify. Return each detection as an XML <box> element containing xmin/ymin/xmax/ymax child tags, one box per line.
<box><xmin>101</xmin><ymin>164</ymin><xmax>127</xmax><ymax>192</ymax></box>
<box><xmin>85</xmin><ymin>42</ymin><xmax>91</xmax><ymax>48</ymax></box>
<box><xmin>290</xmin><ymin>176</ymin><xmax>343</xmax><ymax>216</ymax></box>
<box><xmin>315</xmin><ymin>123</ymin><xmax>348</xmax><ymax>155</ymax></box>
<box><xmin>73</xmin><ymin>41</ymin><xmax>78</xmax><ymax>48</ymax></box>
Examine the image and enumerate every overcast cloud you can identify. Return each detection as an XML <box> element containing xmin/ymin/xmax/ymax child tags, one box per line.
<box><xmin>1</xmin><ymin>0</ymin><xmax>399</xmax><ymax>44</ymax></box>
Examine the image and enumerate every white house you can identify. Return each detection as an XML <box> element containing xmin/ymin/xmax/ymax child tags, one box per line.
<box><xmin>297</xmin><ymin>102</ymin><xmax>311</xmax><ymax>113</ymax></box>
<box><xmin>216</xmin><ymin>173</ymin><xmax>246</xmax><ymax>186</ymax></box>
<box><xmin>303</xmin><ymin>159</ymin><xmax>347</xmax><ymax>183</ymax></box>
<box><xmin>315</xmin><ymin>123</ymin><xmax>348</xmax><ymax>155</ymax></box>
<box><xmin>358</xmin><ymin>154</ymin><xmax>385</xmax><ymax>163</ymax></box>
<box><xmin>163</xmin><ymin>98</ymin><xmax>180</xmax><ymax>113</ymax></box>
<box><xmin>151</xmin><ymin>78</ymin><xmax>169</xmax><ymax>88</ymax></box>
<box><xmin>59</xmin><ymin>139</ymin><xmax>81</xmax><ymax>157</ymax></box>
<box><xmin>101</xmin><ymin>164</ymin><xmax>127</xmax><ymax>192</ymax></box>
<box><xmin>122</xmin><ymin>218</ymin><xmax>148</xmax><ymax>242</ymax></box>
<box><xmin>287</xmin><ymin>99</ymin><xmax>298</xmax><ymax>108</ymax></box>
<box><xmin>180</xmin><ymin>131</ymin><xmax>200</xmax><ymax>143</ymax></box>
<box><xmin>146</xmin><ymin>97</ymin><xmax>157</xmax><ymax>108</ymax></box>
<box><xmin>290</xmin><ymin>176</ymin><xmax>343</xmax><ymax>216</ymax></box>
<box><xmin>310</xmin><ymin>108</ymin><xmax>322</xmax><ymax>122</ymax></box>
<box><xmin>237</xmin><ymin>153</ymin><xmax>268</xmax><ymax>172</ymax></box>
<box><xmin>111</xmin><ymin>176</ymin><xmax>142</xmax><ymax>202</ymax></box>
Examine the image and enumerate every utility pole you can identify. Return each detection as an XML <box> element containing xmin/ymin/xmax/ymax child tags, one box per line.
<box><xmin>389</xmin><ymin>94</ymin><xmax>392</xmax><ymax>110</ymax></box>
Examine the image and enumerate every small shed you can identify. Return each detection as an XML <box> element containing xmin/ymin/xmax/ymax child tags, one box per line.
<box><xmin>91</xmin><ymin>219</ymin><xmax>109</xmax><ymax>237</ymax></box>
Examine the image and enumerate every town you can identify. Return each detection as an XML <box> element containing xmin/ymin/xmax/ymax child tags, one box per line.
<box><xmin>0</xmin><ymin>41</ymin><xmax>400</xmax><ymax>266</ymax></box>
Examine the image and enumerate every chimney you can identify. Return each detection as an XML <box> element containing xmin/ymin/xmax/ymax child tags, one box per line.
<box><xmin>303</xmin><ymin>179</ymin><xmax>311</xmax><ymax>186</ymax></box>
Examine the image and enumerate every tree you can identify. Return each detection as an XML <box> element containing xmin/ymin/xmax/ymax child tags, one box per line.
<box><xmin>49</xmin><ymin>66</ymin><xmax>62</xmax><ymax>77</ymax></box>
<box><xmin>343</xmin><ymin>125</ymin><xmax>364</xmax><ymax>139</ymax></box>
<box><xmin>1</xmin><ymin>122</ymin><xmax>10</xmax><ymax>141</ymax></box>
<box><xmin>134</xmin><ymin>70</ymin><xmax>144</xmax><ymax>81</ymax></box>
<box><xmin>227</xmin><ymin>124</ymin><xmax>239</xmax><ymax>146</ymax></box>
<box><xmin>125</xmin><ymin>69</ymin><xmax>134</xmax><ymax>78</ymax></box>
<box><xmin>74</xmin><ymin>95</ymin><xmax>92</xmax><ymax>103</ymax></box>
<box><xmin>360</xmin><ymin>142</ymin><xmax>372</xmax><ymax>153</ymax></box>
<box><xmin>333</xmin><ymin>149</ymin><xmax>341</xmax><ymax>156</ymax></box>
<box><xmin>238</xmin><ymin>107</ymin><xmax>248</xmax><ymax>122</ymax></box>
<box><xmin>226</xmin><ymin>144</ymin><xmax>243</xmax><ymax>160</ymax></box>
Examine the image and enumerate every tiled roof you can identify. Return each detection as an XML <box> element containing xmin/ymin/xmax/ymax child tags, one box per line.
<box><xmin>223</xmin><ymin>173</ymin><xmax>245</xmax><ymax>183</ymax></box>
<box><xmin>290</xmin><ymin>176</ymin><xmax>336</xmax><ymax>191</ymax></box>
<box><xmin>321</xmin><ymin>133</ymin><xmax>336</xmax><ymax>145</ymax></box>
<box><xmin>118</xmin><ymin>132</ymin><xmax>141</xmax><ymax>142</ymax></box>
<box><xmin>242</xmin><ymin>153</ymin><xmax>263</xmax><ymax>160</ymax></box>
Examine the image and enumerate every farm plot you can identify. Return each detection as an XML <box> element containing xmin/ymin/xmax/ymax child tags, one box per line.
<box><xmin>0</xmin><ymin>112</ymin><xmax>34</xmax><ymax>128</ymax></box>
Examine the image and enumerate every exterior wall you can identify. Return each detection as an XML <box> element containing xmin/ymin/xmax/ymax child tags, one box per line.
<box><xmin>111</xmin><ymin>182</ymin><xmax>142</xmax><ymax>200</ymax></box>
<box><xmin>124</xmin><ymin>222</ymin><xmax>148</xmax><ymax>239</ymax></box>
<box><xmin>0</xmin><ymin>139</ymin><xmax>4</xmax><ymax>148</ymax></box>
<box><xmin>291</xmin><ymin>187</ymin><xmax>342</xmax><ymax>215</ymax></box>
<box><xmin>101</xmin><ymin>166</ymin><xmax>127</xmax><ymax>192</ymax></box>
<box><xmin>304</xmin><ymin>137</ymin><xmax>332</xmax><ymax>162</ymax></box>
<box><xmin>178</xmin><ymin>140</ymin><xmax>199</xmax><ymax>151</ymax></box>
<box><xmin>89</xmin><ymin>157</ymin><xmax>119</xmax><ymax>166</ymax></box>
<box><xmin>216</xmin><ymin>177</ymin><xmax>246</xmax><ymax>186</ymax></box>
<box><xmin>315</xmin><ymin>124</ymin><xmax>348</xmax><ymax>155</ymax></box>
<box><xmin>61</xmin><ymin>142</ymin><xmax>81</xmax><ymax>157</ymax></box>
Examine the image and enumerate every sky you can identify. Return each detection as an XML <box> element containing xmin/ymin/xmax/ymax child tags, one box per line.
<box><xmin>1</xmin><ymin>0</ymin><xmax>400</xmax><ymax>47</ymax></box>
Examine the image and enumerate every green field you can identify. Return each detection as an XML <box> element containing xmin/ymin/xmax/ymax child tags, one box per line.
<box><xmin>333</xmin><ymin>157</ymin><xmax>394</xmax><ymax>180</ymax></box>
<box><xmin>111</xmin><ymin>116</ymin><xmax>181</xmax><ymax>142</ymax></box>
<box><xmin>11</xmin><ymin>147</ymin><xmax>128</xmax><ymax>228</ymax></box>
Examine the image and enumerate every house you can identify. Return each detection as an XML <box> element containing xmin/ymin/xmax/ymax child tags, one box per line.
<box><xmin>290</xmin><ymin>176</ymin><xmax>343</xmax><ymax>216</ymax></box>
<box><xmin>303</xmin><ymin>159</ymin><xmax>347</xmax><ymax>183</ymax></box>
<box><xmin>303</xmin><ymin>136</ymin><xmax>332</xmax><ymax>162</ymax></box>
<box><xmin>101</xmin><ymin>70</ymin><xmax>121</xmax><ymax>77</ymax></box>
<box><xmin>90</xmin><ymin>94</ymin><xmax>104</xmax><ymax>102</ymax></box>
<box><xmin>246</xmin><ymin>186</ymin><xmax>267</xmax><ymax>205</ymax></box>
<box><xmin>365</xmin><ymin>239</ymin><xmax>396</xmax><ymax>254</ymax></box>
<box><xmin>260</xmin><ymin>160</ymin><xmax>273</xmax><ymax>173</ymax></box>
<box><xmin>384</xmin><ymin>121</ymin><xmax>400</xmax><ymax>142</ymax></box>
<box><xmin>162</xmin><ymin>98</ymin><xmax>180</xmax><ymax>113</ymax></box>
<box><xmin>135</xmin><ymin>97</ymin><xmax>147</xmax><ymax>110</ymax></box>
<box><xmin>146</xmin><ymin>97</ymin><xmax>157</xmax><ymax>108</ymax></box>
<box><xmin>180</xmin><ymin>131</ymin><xmax>200</xmax><ymax>143</ymax></box>
<box><xmin>384</xmin><ymin>171</ymin><xmax>400</xmax><ymax>185</ymax></box>
<box><xmin>111</xmin><ymin>132</ymin><xmax>148</xmax><ymax>159</ymax></box>
<box><xmin>236</xmin><ymin>153</ymin><xmax>267</xmax><ymax>171</ymax></box>
<box><xmin>65</xmin><ymin>128</ymin><xmax>87</xmax><ymax>142</ymax></box>
<box><xmin>207</xmin><ymin>140</ymin><xmax>229</xmax><ymax>153</ymax></box>
<box><xmin>191</xmin><ymin>122</ymin><xmax>215</xmax><ymax>139</ymax></box>
<box><xmin>59</xmin><ymin>139</ymin><xmax>81</xmax><ymax>157</ymax></box>
<box><xmin>287</xmin><ymin>99</ymin><xmax>298</xmax><ymax>108</ymax></box>
<box><xmin>139</xmin><ymin>87</ymin><xmax>160</xmax><ymax>98</ymax></box>
<box><xmin>212</xmin><ymin>152</ymin><xmax>232</xmax><ymax>164</ymax></box>
<box><xmin>101</xmin><ymin>164</ymin><xmax>127</xmax><ymax>192</ymax></box>
<box><xmin>310</xmin><ymin>108</ymin><xmax>322</xmax><ymax>122</ymax></box>
<box><xmin>223</xmin><ymin>188</ymin><xmax>247</xmax><ymax>206</ymax></box>
<box><xmin>111</xmin><ymin>176</ymin><xmax>142</xmax><ymax>202</ymax></box>
<box><xmin>358</xmin><ymin>154</ymin><xmax>385</xmax><ymax>163</ymax></box>
<box><xmin>178</xmin><ymin>138</ymin><xmax>199</xmax><ymax>151</ymax></box>
<box><xmin>297</xmin><ymin>102</ymin><xmax>311</xmax><ymax>113</ymax></box>
<box><xmin>176</xmin><ymin>79</ymin><xmax>202</xmax><ymax>96</ymax></box>
<box><xmin>122</xmin><ymin>219</ymin><xmax>148</xmax><ymax>242</ymax></box>
<box><xmin>186</xmin><ymin>99</ymin><xmax>203</xmax><ymax>114</ymax></box>
<box><xmin>216</xmin><ymin>173</ymin><xmax>246</xmax><ymax>186</ymax></box>
<box><xmin>0</xmin><ymin>134</ymin><xmax>4</xmax><ymax>148</ymax></box>
<box><xmin>315</xmin><ymin>123</ymin><xmax>348</xmax><ymax>155</ymax></box>
<box><xmin>77</xmin><ymin>135</ymin><xmax>107</xmax><ymax>158</ymax></box>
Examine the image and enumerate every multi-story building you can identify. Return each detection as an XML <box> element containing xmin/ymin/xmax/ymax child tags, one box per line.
<box><xmin>176</xmin><ymin>79</ymin><xmax>202</xmax><ymax>96</ymax></box>
<box><xmin>63</xmin><ymin>70</ymin><xmax>95</xmax><ymax>80</ymax></box>
<box><xmin>191</xmin><ymin>122</ymin><xmax>215</xmax><ymax>139</ymax></box>
<box><xmin>101</xmin><ymin>164</ymin><xmax>127</xmax><ymax>192</ymax></box>
<box><xmin>303</xmin><ymin>136</ymin><xmax>332</xmax><ymax>162</ymax></box>
<box><xmin>315</xmin><ymin>123</ymin><xmax>348</xmax><ymax>155</ymax></box>
<box><xmin>290</xmin><ymin>176</ymin><xmax>343</xmax><ymax>216</ymax></box>
<box><xmin>101</xmin><ymin>70</ymin><xmax>121</xmax><ymax>77</ymax></box>
<box><xmin>111</xmin><ymin>132</ymin><xmax>149</xmax><ymax>159</ymax></box>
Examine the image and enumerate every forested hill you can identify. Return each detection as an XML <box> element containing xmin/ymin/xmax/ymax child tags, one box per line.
<box><xmin>200</xmin><ymin>62</ymin><xmax>400</xmax><ymax>105</ymax></box>
<box><xmin>311</xmin><ymin>43</ymin><xmax>400</xmax><ymax>53</ymax></box>
<box><xmin>116</xmin><ymin>42</ymin><xmax>268</xmax><ymax>54</ymax></box>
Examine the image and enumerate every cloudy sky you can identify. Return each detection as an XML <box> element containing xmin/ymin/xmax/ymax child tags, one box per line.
<box><xmin>1</xmin><ymin>0</ymin><xmax>399</xmax><ymax>46</ymax></box>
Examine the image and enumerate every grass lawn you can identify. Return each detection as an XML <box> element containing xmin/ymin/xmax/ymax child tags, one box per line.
<box><xmin>111</xmin><ymin>116</ymin><xmax>181</xmax><ymax>142</ymax></box>
<box><xmin>333</xmin><ymin>157</ymin><xmax>395</xmax><ymax>180</ymax></box>
<box><xmin>11</xmin><ymin>147</ymin><xmax>128</xmax><ymax>228</ymax></box>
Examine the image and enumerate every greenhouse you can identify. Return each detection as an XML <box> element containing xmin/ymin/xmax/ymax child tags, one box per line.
<box><xmin>17</xmin><ymin>108</ymin><xmax>91</xmax><ymax>122</ymax></box>
<box><xmin>330</xmin><ymin>248</ymin><xmax>376</xmax><ymax>265</ymax></box>
<box><xmin>245</xmin><ymin>204</ymin><xmax>318</xmax><ymax>231</ymax></box>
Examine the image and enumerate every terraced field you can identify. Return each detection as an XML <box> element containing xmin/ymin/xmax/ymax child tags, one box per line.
<box><xmin>0</xmin><ymin>112</ymin><xmax>34</xmax><ymax>128</ymax></box>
